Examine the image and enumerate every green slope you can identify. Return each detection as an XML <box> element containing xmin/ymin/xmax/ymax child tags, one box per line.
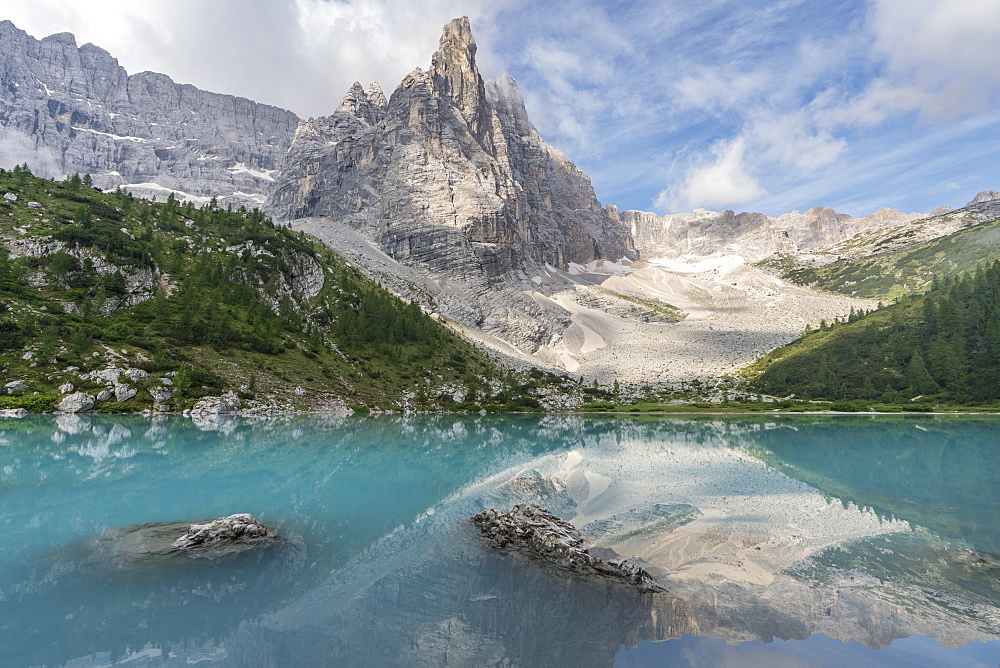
<box><xmin>749</xmin><ymin>261</ymin><xmax>1000</xmax><ymax>405</ymax></box>
<box><xmin>774</xmin><ymin>205</ymin><xmax>1000</xmax><ymax>300</ymax></box>
<box><xmin>0</xmin><ymin>166</ymin><xmax>536</xmax><ymax>412</ymax></box>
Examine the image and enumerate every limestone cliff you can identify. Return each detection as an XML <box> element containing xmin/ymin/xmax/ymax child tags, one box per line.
<box><xmin>0</xmin><ymin>20</ymin><xmax>299</xmax><ymax>208</ymax></box>
<box><xmin>265</xmin><ymin>18</ymin><xmax>635</xmax><ymax>349</ymax></box>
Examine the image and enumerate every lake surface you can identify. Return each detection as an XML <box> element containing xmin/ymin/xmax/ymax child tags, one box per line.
<box><xmin>1</xmin><ymin>413</ymin><xmax>998</xmax><ymax>666</ymax></box>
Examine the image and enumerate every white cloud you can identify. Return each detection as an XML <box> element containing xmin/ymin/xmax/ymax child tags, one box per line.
<box><xmin>752</xmin><ymin>111</ymin><xmax>846</xmax><ymax>173</ymax></box>
<box><xmin>290</xmin><ymin>0</ymin><xmax>511</xmax><ymax>114</ymax></box>
<box><xmin>867</xmin><ymin>0</ymin><xmax>1000</xmax><ymax>120</ymax></box>
<box><xmin>673</xmin><ymin>68</ymin><xmax>770</xmax><ymax>113</ymax></box>
<box><xmin>822</xmin><ymin>0</ymin><xmax>1000</xmax><ymax>128</ymax></box>
<box><xmin>656</xmin><ymin>137</ymin><xmax>766</xmax><ymax>211</ymax></box>
<box><xmin>0</xmin><ymin>0</ymin><xmax>513</xmax><ymax>118</ymax></box>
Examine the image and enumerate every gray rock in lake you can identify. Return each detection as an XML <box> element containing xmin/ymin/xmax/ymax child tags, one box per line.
<box><xmin>172</xmin><ymin>513</ymin><xmax>275</xmax><ymax>551</ymax></box>
<box><xmin>89</xmin><ymin>513</ymin><xmax>279</xmax><ymax>570</ymax></box>
<box><xmin>471</xmin><ymin>504</ymin><xmax>664</xmax><ymax>593</ymax></box>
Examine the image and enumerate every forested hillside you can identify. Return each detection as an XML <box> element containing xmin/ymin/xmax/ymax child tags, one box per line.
<box><xmin>751</xmin><ymin>262</ymin><xmax>1000</xmax><ymax>406</ymax></box>
<box><xmin>0</xmin><ymin>167</ymin><xmax>545</xmax><ymax>412</ymax></box>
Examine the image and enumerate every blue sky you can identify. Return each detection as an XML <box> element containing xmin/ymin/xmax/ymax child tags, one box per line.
<box><xmin>5</xmin><ymin>0</ymin><xmax>1000</xmax><ymax>217</ymax></box>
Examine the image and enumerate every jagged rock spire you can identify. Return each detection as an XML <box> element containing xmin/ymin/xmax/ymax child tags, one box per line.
<box><xmin>431</xmin><ymin>16</ymin><xmax>491</xmax><ymax>145</ymax></box>
<box><xmin>336</xmin><ymin>81</ymin><xmax>385</xmax><ymax>125</ymax></box>
<box><xmin>365</xmin><ymin>81</ymin><xmax>387</xmax><ymax>108</ymax></box>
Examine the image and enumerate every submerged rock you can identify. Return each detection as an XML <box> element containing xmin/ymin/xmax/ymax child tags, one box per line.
<box><xmin>172</xmin><ymin>513</ymin><xmax>275</xmax><ymax>551</ymax></box>
<box><xmin>88</xmin><ymin>513</ymin><xmax>280</xmax><ymax>570</ymax></box>
<box><xmin>471</xmin><ymin>504</ymin><xmax>664</xmax><ymax>593</ymax></box>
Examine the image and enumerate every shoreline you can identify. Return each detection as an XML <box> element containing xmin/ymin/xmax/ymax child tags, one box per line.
<box><xmin>3</xmin><ymin>407</ymin><xmax>1000</xmax><ymax>417</ymax></box>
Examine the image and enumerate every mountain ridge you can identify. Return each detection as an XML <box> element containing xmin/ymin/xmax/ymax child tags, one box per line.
<box><xmin>0</xmin><ymin>19</ymin><xmax>299</xmax><ymax>209</ymax></box>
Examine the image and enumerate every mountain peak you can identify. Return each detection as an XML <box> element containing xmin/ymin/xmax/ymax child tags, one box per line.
<box><xmin>966</xmin><ymin>190</ymin><xmax>1000</xmax><ymax>207</ymax></box>
<box><xmin>365</xmin><ymin>81</ymin><xmax>387</xmax><ymax>108</ymax></box>
<box><xmin>437</xmin><ymin>16</ymin><xmax>476</xmax><ymax>57</ymax></box>
<box><xmin>430</xmin><ymin>17</ymin><xmax>491</xmax><ymax>142</ymax></box>
<box><xmin>41</xmin><ymin>31</ymin><xmax>77</xmax><ymax>46</ymax></box>
<box><xmin>336</xmin><ymin>81</ymin><xmax>385</xmax><ymax>125</ymax></box>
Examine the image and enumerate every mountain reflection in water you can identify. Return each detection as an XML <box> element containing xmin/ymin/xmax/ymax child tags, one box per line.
<box><xmin>0</xmin><ymin>413</ymin><xmax>997</xmax><ymax>666</ymax></box>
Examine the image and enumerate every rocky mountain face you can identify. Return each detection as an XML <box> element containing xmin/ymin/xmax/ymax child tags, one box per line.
<box><xmin>265</xmin><ymin>18</ymin><xmax>636</xmax><ymax>349</ymax></box>
<box><xmin>0</xmin><ymin>20</ymin><xmax>299</xmax><ymax>208</ymax></box>
<box><xmin>967</xmin><ymin>190</ymin><xmax>1000</xmax><ymax>206</ymax></box>
<box><xmin>615</xmin><ymin>204</ymin><xmax>930</xmax><ymax>262</ymax></box>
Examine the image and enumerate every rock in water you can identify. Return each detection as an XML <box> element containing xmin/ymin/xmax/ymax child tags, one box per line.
<box><xmin>171</xmin><ymin>513</ymin><xmax>274</xmax><ymax>550</ymax></box>
<box><xmin>471</xmin><ymin>504</ymin><xmax>664</xmax><ymax>593</ymax></box>
<box><xmin>84</xmin><ymin>515</ymin><xmax>292</xmax><ymax>575</ymax></box>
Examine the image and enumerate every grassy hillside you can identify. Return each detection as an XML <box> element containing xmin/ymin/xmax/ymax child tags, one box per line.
<box><xmin>0</xmin><ymin>166</ymin><xmax>548</xmax><ymax>412</ymax></box>
<box><xmin>749</xmin><ymin>261</ymin><xmax>1000</xmax><ymax>406</ymax></box>
<box><xmin>784</xmin><ymin>205</ymin><xmax>1000</xmax><ymax>299</ymax></box>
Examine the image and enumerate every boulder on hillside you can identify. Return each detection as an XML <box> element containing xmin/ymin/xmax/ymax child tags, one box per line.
<box><xmin>55</xmin><ymin>392</ymin><xmax>95</xmax><ymax>413</ymax></box>
<box><xmin>471</xmin><ymin>504</ymin><xmax>664</xmax><ymax>593</ymax></box>
<box><xmin>191</xmin><ymin>391</ymin><xmax>240</xmax><ymax>415</ymax></box>
<box><xmin>114</xmin><ymin>384</ymin><xmax>137</xmax><ymax>402</ymax></box>
<box><xmin>149</xmin><ymin>386</ymin><xmax>174</xmax><ymax>412</ymax></box>
<box><xmin>125</xmin><ymin>368</ymin><xmax>149</xmax><ymax>383</ymax></box>
<box><xmin>4</xmin><ymin>380</ymin><xmax>28</xmax><ymax>394</ymax></box>
<box><xmin>82</xmin><ymin>367</ymin><xmax>123</xmax><ymax>385</ymax></box>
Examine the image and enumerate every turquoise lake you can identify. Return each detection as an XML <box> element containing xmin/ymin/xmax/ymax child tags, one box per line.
<box><xmin>1</xmin><ymin>413</ymin><xmax>998</xmax><ymax>666</ymax></box>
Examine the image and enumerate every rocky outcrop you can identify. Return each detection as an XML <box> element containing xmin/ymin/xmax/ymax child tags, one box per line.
<box><xmin>967</xmin><ymin>190</ymin><xmax>1000</xmax><ymax>207</ymax></box>
<box><xmin>113</xmin><ymin>384</ymin><xmax>136</xmax><ymax>402</ymax></box>
<box><xmin>471</xmin><ymin>504</ymin><xmax>663</xmax><ymax>593</ymax></box>
<box><xmin>4</xmin><ymin>380</ymin><xmax>27</xmax><ymax>394</ymax></box>
<box><xmin>266</xmin><ymin>17</ymin><xmax>635</xmax><ymax>349</ymax></box>
<box><xmin>190</xmin><ymin>391</ymin><xmax>241</xmax><ymax>415</ymax></box>
<box><xmin>0</xmin><ymin>20</ymin><xmax>299</xmax><ymax>208</ymax></box>
<box><xmin>55</xmin><ymin>391</ymin><xmax>95</xmax><ymax>413</ymax></box>
<box><xmin>149</xmin><ymin>386</ymin><xmax>174</xmax><ymax>412</ymax></box>
<box><xmin>171</xmin><ymin>513</ymin><xmax>275</xmax><ymax>551</ymax></box>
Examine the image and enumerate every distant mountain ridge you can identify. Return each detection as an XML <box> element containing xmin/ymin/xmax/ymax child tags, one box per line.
<box><xmin>614</xmin><ymin>204</ymin><xmax>937</xmax><ymax>263</ymax></box>
<box><xmin>0</xmin><ymin>20</ymin><xmax>299</xmax><ymax>208</ymax></box>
